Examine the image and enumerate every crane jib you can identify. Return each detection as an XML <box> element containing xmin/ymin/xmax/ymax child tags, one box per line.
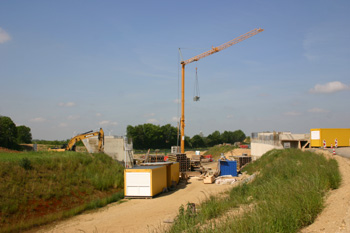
<box><xmin>181</xmin><ymin>28</ymin><xmax>264</xmax><ymax>65</ymax></box>
<box><xmin>179</xmin><ymin>27</ymin><xmax>264</xmax><ymax>154</ymax></box>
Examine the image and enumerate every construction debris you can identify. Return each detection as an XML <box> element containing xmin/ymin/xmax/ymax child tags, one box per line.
<box><xmin>215</xmin><ymin>175</ymin><xmax>236</xmax><ymax>185</ymax></box>
<box><xmin>203</xmin><ymin>175</ymin><xmax>215</xmax><ymax>184</ymax></box>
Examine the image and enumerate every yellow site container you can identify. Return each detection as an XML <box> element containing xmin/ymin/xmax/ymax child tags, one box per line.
<box><xmin>124</xmin><ymin>165</ymin><xmax>167</xmax><ymax>198</ymax></box>
<box><xmin>310</xmin><ymin>128</ymin><xmax>350</xmax><ymax>148</ymax></box>
<box><xmin>139</xmin><ymin>162</ymin><xmax>180</xmax><ymax>188</ymax></box>
<box><xmin>168</xmin><ymin>162</ymin><xmax>179</xmax><ymax>186</ymax></box>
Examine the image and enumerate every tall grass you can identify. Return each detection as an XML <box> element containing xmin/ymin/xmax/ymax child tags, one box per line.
<box><xmin>168</xmin><ymin>149</ymin><xmax>341</xmax><ymax>233</ymax></box>
<box><xmin>0</xmin><ymin>151</ymin><xmax>124</xmax><ymax>232</ymax></box>
<box><xmin>203</xmin><ymin>145</ymin><xmax>237</xmax><ymax>159</ymax></box>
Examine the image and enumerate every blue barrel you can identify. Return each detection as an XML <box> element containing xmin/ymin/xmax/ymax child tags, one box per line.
<box><xmin>219</xmin><ymin>160</ymin><xmax>237</xmax><ymax>176</ymax></box>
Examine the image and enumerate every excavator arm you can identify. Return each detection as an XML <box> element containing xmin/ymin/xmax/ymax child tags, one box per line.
<box><xmin>49</xmin><ymin>128</ymin><xmax>104</xmax><ymax>152</ymax></box>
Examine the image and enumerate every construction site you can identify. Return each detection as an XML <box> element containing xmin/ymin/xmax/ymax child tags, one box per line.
<box><xmin>29</xmin><ymin>126</ymin><xmax>350</xmax><ymax>233</ymax></box>
<box><xmin>29</xmin><ymin>27</ymin><xmax>350</xmax><ymax>232</ymax></box>
<box><xmin>1</xmin><ymin>1</ymin><xmax>350</xmax><ymax>230</ymax></box>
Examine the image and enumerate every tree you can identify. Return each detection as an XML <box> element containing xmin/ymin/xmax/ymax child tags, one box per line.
<box><xmin>232</xmin><ymin>130</ymin><xmax>246</xmax><ymax>142</ymax></box>
<box><xmin>0</xmin><ymin>116</ymin><xmax>18</xmax><ymax>148</ymax></box>
<box><xmin>221</xmin><ymin>131</ymin><xmax>234</xmax><ymax>143</ymax></box>
<box><xmin>191</xmin><ymin>134</ymin><xmax>206</xmax><ymax>148</ymax></box>
<box><xmin>127</xmin><ymin>123</ymin><xmax>179</xmax><ymax>149</ymax></box>
<box><xmin>17</xmin><ymin>125</ymin><xmax>32</xmax><ymax>143</ymax></box>
<box><xmin>161</xmin><ymin>124</ymin><xmax>178</xmax><ymax>148</ymax></box>
<box><xmin>207</xmin><ymin>130</ymin><xmax>221</xmax><ymax>147</ymax></box>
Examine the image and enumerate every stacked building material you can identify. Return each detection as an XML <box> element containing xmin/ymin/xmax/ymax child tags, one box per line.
<box><xmin>166</xmin><ymin>154</ymin><xmax>191</xmax><ymax>172</ymax></box>
<box><xmin>148</xmin><ymin>155</ymin><xmax>165</xmax><ymax>163</ymax></box>
<box><xmin>175</xmin><ymin>153</ymin><xmax>191</xmax><ymax>172</ymax></box>
<box><xmin>167</xmin><ymin>155</ymin><xmax>178</xmax><ymax>162</ymax></box>
<box><xmin>230</xmin><ymin>156</ymin><xmax>252</xmax><ymax>169</ymax></box>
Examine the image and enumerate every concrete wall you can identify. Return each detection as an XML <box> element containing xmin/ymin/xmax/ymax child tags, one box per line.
<box><xmin>83</xmin><ymin>136</ymin><xmax>133</xmax><ymax>166</ymax></box>
<box><xmin>104</xmin><ymin>136</ymin><xmax>125</xmax><ymax>161</ymax></box>
<box><xmin>251</xmin><ymin>142</ymin><xmax>283</xmax><ymax>158</ymax></box>
<box><xmin>251</xmin><ymin>131</ymin><xmax>310</xmax><ymax>159</ymax></box>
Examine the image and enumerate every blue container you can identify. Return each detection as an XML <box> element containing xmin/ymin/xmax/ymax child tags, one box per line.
<box><xmin>219</xmin><ymin>160</ymin><xmax>237</xmax><ymax>176</ymax></box>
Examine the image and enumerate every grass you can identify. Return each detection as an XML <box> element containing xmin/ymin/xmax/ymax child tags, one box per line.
<box><xmin>203</xmin><ymin>145</ymin><xmax>237</xmax><ymax>159</ymax></box>
<box><xmin>0</xmin><ymin>151</ymin><xmax>125</xmax><ymax>233</ymax></box>
<box><xmin>167</xmin><ymin>149</ymin><xmax>341</xmax><ymax>233</ymax></box>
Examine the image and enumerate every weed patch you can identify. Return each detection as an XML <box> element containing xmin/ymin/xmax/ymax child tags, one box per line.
<box><xmin>168</xmin><ymin>149</ymin><xmax>341</xmax><ymax>233</ymax></box>
<box><xmin>0</xmin><ymin>151</ymin><xmax>124</xmax><ymax>233</ymax></box>
<box><xmin>203</xmin><ymin>145</ymin><xmax>237</xmax><ymax>160</ymax></box>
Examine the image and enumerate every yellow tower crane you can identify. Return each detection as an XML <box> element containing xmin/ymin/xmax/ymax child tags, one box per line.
<box><xmin>179</xmin><ymin>28</ymin><xmax>264</xmax><ymax>153</ymax></box>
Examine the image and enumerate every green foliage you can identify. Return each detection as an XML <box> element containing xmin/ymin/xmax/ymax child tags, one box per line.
<box><xmin>220</xmin><ymin>130</ymin><xmax>246</xmax><ymax>144</ymax></box>
<box><xmin>0</xmin><ymin>116</ymin><xmax>18</xmax><ymax>149</ymax></box>
<box><xmin>191</xmin><ymin>134</ymin><xmax>206</xmax><ymax>148</ymax></box>
<box><xmin>19</xmin><ymin>158</ymin><xmax>33</xmax><ymax>170</ymax></box>
<box><xmin>207</xmin><ymin>130</ymin><xmax>221</xmax><ymax>147</ymax></box>
<box><xmin>203</xmin><ymin>145</ymin><xmax>237</xmax><ymax>159</ymax></box>
<box><xmin>16</xmin><ymin>125</ymin><xmax>32</xmax><ymax>144</ymax></box>
<box><xmin>127</xmin><ymin>123</ymin><xmax>246</xmax><ymax>150</ymax></box>
<box><xmin>168</xmin><ymin>149</ymin><xmax>341</xmax><ymax>233</ymax></box>
<box><xmin>0</xmin><ymin>116</ymin><xmax>33</xmax><ymax>149</ymax></box>
<box><xmin>0</xmin><ymin>151</ymin><xmax>124</xmax><ymax>231</ymax></box>
<box><xmin>127</xmin><ymin>123</ymin><xmax>178</xmax><ymax>149</ymax></box>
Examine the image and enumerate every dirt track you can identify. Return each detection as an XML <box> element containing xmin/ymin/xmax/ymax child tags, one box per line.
<box><xmin>300</xmin><ymin>148</ymin><xmax>350</xmax><ymax>233</ymax></box>
<box><xmin>37</xmin><ymin>170</ymin><xmax>233</xmax><ymax>233</ymax></box>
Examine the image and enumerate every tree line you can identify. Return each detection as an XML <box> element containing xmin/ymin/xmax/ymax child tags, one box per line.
<box><xmin>0</xmin><ymin>116</ymin><xmax>32</xmax><ymax>149</ymax></box>
<box><xmin>127</xmin><ymin>123</ymin><xmax>246</xmax><ymax>150</ymax></box>
<box><xmin>0</xmin><ymin>116</ymin><xmax>246</xmax><ymax>150</ymax></box>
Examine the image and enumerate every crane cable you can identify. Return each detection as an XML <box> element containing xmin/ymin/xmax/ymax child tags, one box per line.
<box><xmin>193</xmin><ymin>65</ymin><xmax>200</xmax><ymax>101</ymax></box>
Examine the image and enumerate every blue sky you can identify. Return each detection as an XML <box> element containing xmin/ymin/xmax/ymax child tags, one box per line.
<box><xmin>1</xmin><ymin>0</ymin><xmax>349</xmax><ymax>140</ymax></box>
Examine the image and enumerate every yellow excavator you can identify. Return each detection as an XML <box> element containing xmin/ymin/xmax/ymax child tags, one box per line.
<box><xmin>48</xmin><ymin>128</ymin><xmax>104</xmax><ymax>152</ymax></box>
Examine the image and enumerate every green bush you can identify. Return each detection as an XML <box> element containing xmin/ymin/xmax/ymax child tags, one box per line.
<box><xmin>19</xmin><ymin>158</ymin><xmax>33</xmax><ymax>170</ymax></box>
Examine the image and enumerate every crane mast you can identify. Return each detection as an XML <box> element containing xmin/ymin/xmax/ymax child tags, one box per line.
<box><xmin>179</xmin><ymin>28</ymin><xmax>264</xmax><ymax>153</ymax></box>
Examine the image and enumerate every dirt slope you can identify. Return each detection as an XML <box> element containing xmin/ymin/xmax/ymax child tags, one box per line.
<box><xmin>300</xmin><ymin>149</ymin><xmax>350</xmax><ymax>233</ymax></box>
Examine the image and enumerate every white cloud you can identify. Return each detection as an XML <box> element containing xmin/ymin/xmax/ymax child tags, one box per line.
<box><xmin>173</xmin><ymin>99</ymin><xmax>180</xmax><ymax>104</ymax></box>
<box><xmin>226</xmin><ymin>115</ymin><xmax>234</xmax><ymax>119</ymax></box>
<box><xmin>58</xmin><ymin>102</ymin><xmax>76</xmax><ymax>107</ymax></box>
<box><xmin>146</xmin><ymin>118</ymin><xmax>159</xmax><ymax>124</ymax></box>
<box><xmin>309</xmin><ymin>81</ymin><xmax>349</xmax><ymax>94</ymax></box>
<box><xmin>284</xmin><ymin>111</ymin><xmax>302</xmax><ymax>116</ymax></box>
<box><xmin>308</xmin><ymin>107</ymin><xmax>329</xmax><ymax>113</ymax></box>
<box><xmin>96</xmin><ymin>113</ymin><xmax>102</xmax><ymax>117</ymax></box>
<box><xmin>0</xmin><ymin>28</ymin><xmax>11</xmax><ymax>44</ymax></box>
<box><xmin>171</xmin><ymin>116</ymin><xmax>180</xmax><ymax>122</ymax></box>
<box><xmin>99</xmin><ymin>120</ymin><xmax>118</xmax><ymax>126</ymax></box>
<box><xmin>30</xmin><ymin>117</ymin><xmax>46</xmax><ymax>122</ymax></box>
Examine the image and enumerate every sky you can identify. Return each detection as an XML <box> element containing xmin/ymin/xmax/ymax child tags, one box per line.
<box><xmin>0</xmin><ymin>0</ymin><xmax>350</xmax><ymax>140</ymax></box>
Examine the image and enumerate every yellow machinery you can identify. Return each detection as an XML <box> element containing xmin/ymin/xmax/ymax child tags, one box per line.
<box><xmin>179</xmin><ymin>28</ymin><xmax>264</xmax><ymax>153</ymax></box>
<box><xmin>49</xmin><ymin>128</ymin><xmax>104</xmax><ymax>152</ymax></box>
